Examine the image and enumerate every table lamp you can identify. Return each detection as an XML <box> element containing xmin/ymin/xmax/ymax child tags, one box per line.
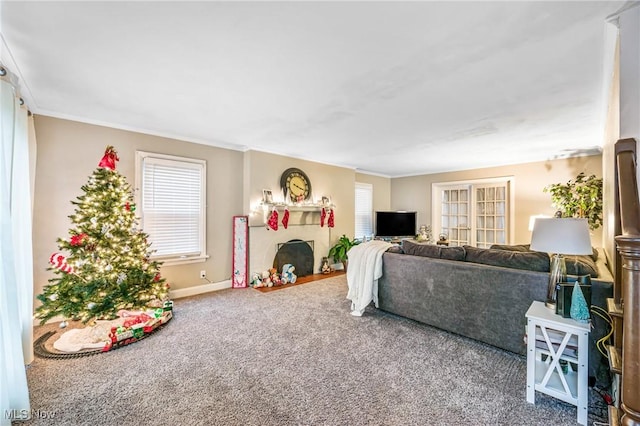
<box><xmin>530</xmin><ymin>217</ymin><xmax>592</xmax><ymax>309</ymax></box>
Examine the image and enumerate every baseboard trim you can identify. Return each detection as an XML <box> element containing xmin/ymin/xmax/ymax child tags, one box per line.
<box><xmin>33</xmin><ymin>280</ymin><xmax>232</xmax><ymax>326</ymax></box>
<box><xmin>169</xmin><ymin>279</ymin><xmax>232</xmax><ymax>299</ymax></box>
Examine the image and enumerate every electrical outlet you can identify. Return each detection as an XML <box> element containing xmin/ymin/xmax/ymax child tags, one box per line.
<box><xmin>200</xmin><ymin>270</ymin><xmax>206</xmax><ymax>279</ymax></box>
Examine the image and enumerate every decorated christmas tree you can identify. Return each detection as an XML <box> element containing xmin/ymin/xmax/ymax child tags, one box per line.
<box><xmin>36</xmin><ymin>146</ymin><xmax>169</xmax><ymax>325</ymax></box>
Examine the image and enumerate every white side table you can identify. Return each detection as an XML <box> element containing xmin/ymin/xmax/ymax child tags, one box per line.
<box><xmin>526</xmin><ymin>301</ymin><xmax>590</xmax><ymax>425</ymax></box>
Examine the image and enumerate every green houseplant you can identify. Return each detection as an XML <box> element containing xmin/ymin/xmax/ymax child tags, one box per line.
<box><xmin>328</xmin><ymin>235</ymin><xmax>359</xmax><ymax>270</ymax></box>
<box><xmin>543</xmin><ymin>172</ymin><xmax>603</xmax><ymax>230</ymax></box>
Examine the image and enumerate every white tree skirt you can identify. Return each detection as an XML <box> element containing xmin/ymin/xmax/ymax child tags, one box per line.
<box><xmin>53</xmin><ymin>318</ymin><xmax>125</xmax><ymax>352</ymax></box>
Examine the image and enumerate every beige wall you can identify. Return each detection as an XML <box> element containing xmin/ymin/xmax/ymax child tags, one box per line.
<box><xmin>390</xmin><ymin>155</ymin><xmax>604</xmax><ymax>247</ymax></box>
<box><xmin>32</xmin><ymin>116</ymin><xmax>244</xmax><ymax>302</ymax></box>
<box><xmin>32</xmin><ymin>117</ymin><xmax>363</xmax><ymax>303</ymax></box>
<box><xmin>602</xmin><ymin>34</ymin><xmax>620</xmax><ymax>271</ymax></box>
<box><xmin>602</xmin><ymin>8</ymin><xmax>640</xmax><ymax>274</ymax></box>
<box><xmin>243</xmin><ymin>150</ymin><xmax>355</xmax><ymax>236</ymax></box>
<box><xmin>243</xmin><ymin>150</ymin><xmax>357</xmax><ymax>273</ymax></box>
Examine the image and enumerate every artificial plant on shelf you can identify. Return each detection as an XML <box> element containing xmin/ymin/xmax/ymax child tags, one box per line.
<box><xmin>35</xmin><ymin>146</ymin><xmax>170</xmax><ymax>325</ymax></box>
<box><xmin>543</xmin><ymin>172</ymin><xmax>603</xmax><ymax>230</ymax></box>
<box><xmin>328</xmin><ymin>235</ymin><xmax>360</xmax><ymax>270</ymax></box>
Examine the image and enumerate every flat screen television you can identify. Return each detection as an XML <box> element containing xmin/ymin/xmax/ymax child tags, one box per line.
<box><xmin>375</xmin><ymin>211</ymin><xmax>417</xmax><ymax>238</ymax></box>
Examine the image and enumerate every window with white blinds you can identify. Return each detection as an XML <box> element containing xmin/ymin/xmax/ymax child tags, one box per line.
<box><xmin>136</xmin><ymin>151</ymin><xmax>206</xmax><ymax>264</ymax></box>
<box><xmin>355</xmin><ymin>182</ymin><xmax>373</xmax><ymax>240</ymax></box>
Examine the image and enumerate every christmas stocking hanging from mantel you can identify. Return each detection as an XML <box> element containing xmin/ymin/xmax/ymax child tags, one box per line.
<box><xmin>282</xmin><ymin>207</ymin><xmax>290</xmax><ymax>229</ymax></box>
<box><xmin>267</xmin><ymin>207</ymin><xmax>279</xmax><ymax>231</ymax></box>
<box><xmin>320</xmin><ymin>207</ymin><xmax>327</xmax><ymax>227</ymax></box>
<box><xmin>328</xmin><ymin>208</ymin><xmax>335</xmax><ymax>228</ymax></box>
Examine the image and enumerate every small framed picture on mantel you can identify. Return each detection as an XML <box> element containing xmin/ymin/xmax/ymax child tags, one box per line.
<box><xmin>262</xmin><ymin>189</ymin><xmax>273</xmax><ymax>204</ymax></box>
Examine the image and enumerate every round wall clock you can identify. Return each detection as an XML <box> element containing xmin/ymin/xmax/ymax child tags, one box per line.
<box><xmin>280</xmin><ymin>168</ymin><xmax>312</xmax><ymax>203</ymax></box>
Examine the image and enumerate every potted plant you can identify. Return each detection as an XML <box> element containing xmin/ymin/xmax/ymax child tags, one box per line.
<box><xmin>544</xmin><ymin>172</ymin><xmax>603</xmax><ymax>230</ymax></box>
<box><xmin>328</xmin><ymin>235</ymin><xmax>359</xmax><ymax>270</ymax></box>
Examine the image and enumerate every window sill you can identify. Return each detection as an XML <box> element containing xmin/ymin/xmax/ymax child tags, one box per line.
<box><xmin>154</xmin><ymin>254</ymin><xmax>209</xmax><ymax>267</ymax></box>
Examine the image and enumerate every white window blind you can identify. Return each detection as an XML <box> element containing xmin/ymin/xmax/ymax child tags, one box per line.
<box><xmin>136</xmin><ymin>152</ymin><xmax>206</xmax><ymax>264</ymax></box>
<box><xmin>355</xmin><ymin>182</ymin><xmax>373</xmax><ymax>240</ymax></box>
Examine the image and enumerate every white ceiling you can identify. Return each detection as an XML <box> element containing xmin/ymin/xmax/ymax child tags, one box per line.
<box><xmin>0</xmin><ymin>1</ymin><xmax>630</xmax><ymax>177</ymax></box>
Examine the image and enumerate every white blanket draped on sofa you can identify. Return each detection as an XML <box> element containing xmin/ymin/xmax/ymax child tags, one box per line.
<box><xmin>346</xmin><ymin>240</ymin><xmax>393</xmax><ymax>316</ymax></box>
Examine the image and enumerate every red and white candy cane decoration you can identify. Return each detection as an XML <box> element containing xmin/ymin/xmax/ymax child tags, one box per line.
<box><xmin>49</xmin><ymin>252</ymin><xmax>74</xmax><ymax>273</ymax></box>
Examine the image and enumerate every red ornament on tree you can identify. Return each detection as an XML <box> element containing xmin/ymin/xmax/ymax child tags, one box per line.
<box><xmin>282</xmin><ymin>208</ymin><xmax>290</xmax><ymax>229</ymax></box>
<box><xmin>320</xmin><ymin>207</ymin><xmax>327</xmax><ymax>227</ymax></box>
<box><xmin>328</xmin><ymin>208</ymin><xmax>335</xmax><ymax>228</ymax></box>
<box><xmin>267</xmin><ymin>208</ymin><xmax>279</xmax><ymax>231</ymax></box>
<box><xmin>70</xmin><ymin>233</ymin><xmax>88</xmax><ymax>246</ymax></box>
<box><xmin>98</xmin><ymin>145</ymin><xmax>119</xmax><ymax>170</ymax></box>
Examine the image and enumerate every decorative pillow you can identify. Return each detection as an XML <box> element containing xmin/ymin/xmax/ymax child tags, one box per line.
<box><xmin>463</xmin><ymin>246</ymin><xmax>550</xmax><ymax>272</ymax></box>
<box><xmin>489</xmin><ymin>244</ymin><xmax>531</xmax><ymax>252</ymax></box>
<box><xmin>402</xmin><ymin>239</ymin><xmax>465</xmax><ymax>261</ymax></box>
<box><xmin>565</xmin><ymin>255</ymin><xmax>599</xmax><ymax>278</ymax></box>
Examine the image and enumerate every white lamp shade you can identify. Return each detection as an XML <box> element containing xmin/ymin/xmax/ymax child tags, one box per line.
<box><xmin>528</xmin><ymin>214</ymin><xmax>550</xmax><ymax>231</ymax></box>
<box><xmin>530</xmin><ymin>218</ymin><xmax>592</xmax><ymax>255</ymax></box>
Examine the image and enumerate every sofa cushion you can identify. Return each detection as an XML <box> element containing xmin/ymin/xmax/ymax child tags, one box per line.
<box><xmin>565</xmin><ymin>255</ymin><xmax>599</xmax><ymax>278</ymax></box>
<box><xmin>491</xmin><ymin>243</ymin><xmax>599</xmax><ymax>262</ymax></box>
<box><xmin>463</xmin><ymin>246</ymin><xmax>550</xmax><ymax>272</ymax></box>
<box><xmin>489</xmin><ymin>244</ymin><xmax>531</xmax><ymax>252</ymax></box>
<box><xmin>402</xmin><ymin>239</ymin><xmax>466</xmax><ymax>261</ymax></box>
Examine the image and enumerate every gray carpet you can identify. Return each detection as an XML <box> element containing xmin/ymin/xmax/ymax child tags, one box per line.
<box><xmin>21</xmin><ymin>275</ymin><xmax>607</xmax><ymax>425</ymax></box>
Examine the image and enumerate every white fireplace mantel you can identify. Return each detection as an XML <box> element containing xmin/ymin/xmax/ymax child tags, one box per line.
<box><xmin>249</xmin><ymin>203</ymin><xmax>335</xmax><ymax>228</ymax></box>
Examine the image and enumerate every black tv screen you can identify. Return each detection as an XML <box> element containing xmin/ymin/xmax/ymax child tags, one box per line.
<box><xmin>375</xmin><ymin>211</ymin><xmax>417</xmax><ymax>238</ymax></box>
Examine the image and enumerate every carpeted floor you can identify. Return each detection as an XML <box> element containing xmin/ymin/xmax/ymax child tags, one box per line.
<box><xmin>20</xmin><ymin>275</ymin><xmax>608</xmax><ymax>425</ymax></box>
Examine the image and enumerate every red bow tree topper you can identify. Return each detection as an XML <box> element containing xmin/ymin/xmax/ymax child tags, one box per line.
<box><xmin>98</xmin><ymin>145</ymin><xmax>119</xmax><ymax>170</ymax></box>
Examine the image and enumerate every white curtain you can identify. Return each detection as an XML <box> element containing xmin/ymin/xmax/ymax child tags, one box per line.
<box><xmin>0</xmin><ymin>71</ymin><xmax>34</xmax><ymax>423</ymax></box>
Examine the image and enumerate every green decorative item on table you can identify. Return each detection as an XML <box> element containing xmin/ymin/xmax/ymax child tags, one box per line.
<box><xmin>570</xmin><ymin>282</ymin><xmax>590</xmax><ymax>323</ymax></box>
<box><xmin>328</xmin><ymin>235</ymin><xmax>359</xmax><ymax>270</ymax></box>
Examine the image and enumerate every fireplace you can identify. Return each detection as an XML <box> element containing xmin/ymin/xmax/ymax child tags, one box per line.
<box><xmin>248</xmin><ymin>214</ymin><xmax>330</xmax><ymax>279</ymax></box>
<box><xmin>273</xmin><ymin>239</ymin><xmax>314</xmax><ymax>277</ymax></box>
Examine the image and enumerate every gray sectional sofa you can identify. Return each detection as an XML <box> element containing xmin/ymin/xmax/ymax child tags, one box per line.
<box><xmin>377</xmin><ymin>240</ymin><xmax>613</xmax><ymax>380</ymax></box>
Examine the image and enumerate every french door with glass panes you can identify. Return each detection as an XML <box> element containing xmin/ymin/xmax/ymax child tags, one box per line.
<box><xmin>438</xmin><ymin>185</ymin><xmax>471</xmax><ymax>246</ymax></box>
<box><xmin>432</xmin><ymin>178</ymin><xmax>513</xmax><ymax>248</ymax></box>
